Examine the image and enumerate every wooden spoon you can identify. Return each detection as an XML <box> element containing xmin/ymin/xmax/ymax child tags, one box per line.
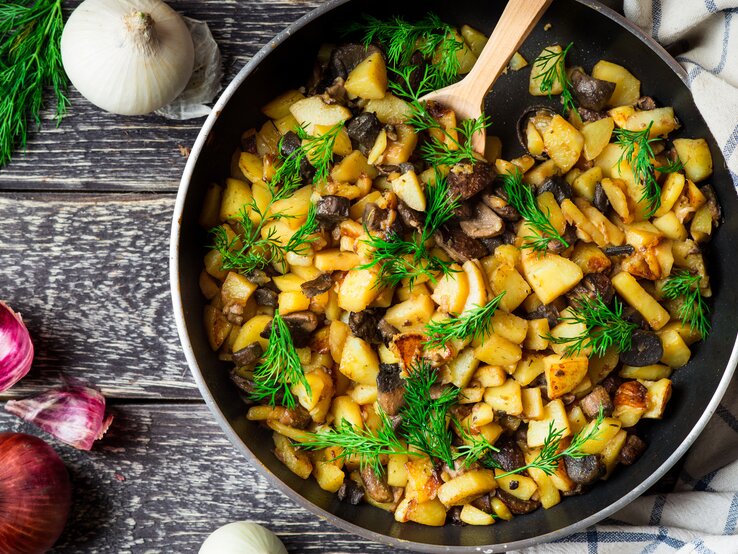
<box><xmin>422</xmin><ymin>0</ymin><xmax>553</xmax><ymax>154</ymax></box>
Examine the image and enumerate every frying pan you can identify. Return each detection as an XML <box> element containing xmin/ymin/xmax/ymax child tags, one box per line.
<box><xmin>170</xmin><ymin>1</ymin><xmax>738</xmax><ymax>551</ymax></box>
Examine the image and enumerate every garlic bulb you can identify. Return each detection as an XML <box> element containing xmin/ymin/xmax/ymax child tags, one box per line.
<box><xmin>199</xmin><ymin>522</ymin><xmax>288</xmax><ymax>554</ymax></box>
<box><xmin>61</xmin><ymin>0</ymin><xmax>195</xmax><ymax>115</ymax></box>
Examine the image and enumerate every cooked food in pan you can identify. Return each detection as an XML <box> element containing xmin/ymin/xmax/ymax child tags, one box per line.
<box><xmin>198</xmin><ymin>14</ymin><xmax>721</xmax><ymax>527</ymax></box>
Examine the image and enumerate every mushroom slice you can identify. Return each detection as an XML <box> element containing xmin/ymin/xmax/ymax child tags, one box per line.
<box><xmin>517</xmin><ymin>106</ymin><xmax>557</xmax><ymax>160</ymax></box>
<box><xmin>459</xmin><ymin>202</ymin><xmax>504</xmax><ymax>238</ymax></box>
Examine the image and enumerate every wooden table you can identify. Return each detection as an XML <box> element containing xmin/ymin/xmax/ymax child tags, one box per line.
<box><xmin>0</xmin><ymin>1</ymin><xmax>405</xmax><ymax>551</ymax></box>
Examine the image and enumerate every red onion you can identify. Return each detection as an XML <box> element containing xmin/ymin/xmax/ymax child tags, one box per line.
<box><xmin>0</xmin><ymin>433</ymin><xmax>71</xmax><ymax>554</ymax></box>
<box><xmin>0</xmin><ymin>301</ymin><xmax>34</xmax><ymax>392</ymax></box>
<box><xmin>5</xmin><ymin>380</ymin><xmax>113</xmax><ymax>450</ymax></box>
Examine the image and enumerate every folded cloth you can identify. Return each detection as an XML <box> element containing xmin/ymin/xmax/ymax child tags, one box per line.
<box><xmin>521</xmin><ymin>2</ymin><xmax>738</xmax><ymax>552</ymax></box>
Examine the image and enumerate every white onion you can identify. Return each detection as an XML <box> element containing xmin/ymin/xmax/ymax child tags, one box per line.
<box><xmin>199</xmin><ymin>521</ymin><xmax>288</xmax><ymax>554</ymax></box>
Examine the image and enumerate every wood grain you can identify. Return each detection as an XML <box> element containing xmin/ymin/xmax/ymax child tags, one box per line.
<box><xmin>0</xmin><ymin>405</ymin><xmax>412</xmax><ymax>554</ymax></box>
<box><xmin>0</xmin><ymin>0</ymin><xmax>325</xmax><ymax>193</ymax></box>
<box><xmin>0</xmin><ymin>193</ymin><xmax>198</xmax><ymax>400</ymax></box>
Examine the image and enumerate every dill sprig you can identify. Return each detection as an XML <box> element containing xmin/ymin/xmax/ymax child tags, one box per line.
<box><xmin>655</xmin><ymin>158</ymin><xmax>684</xmax><ymax>174</ymax></box>
<box><xmin>249</xmin><ymin>309</ymin><xmax>310</xmax><ymax>410</ymax></box>
<box><xmin>662</xmin><ymin>270</ymin><xmax>711</xmax><ymax>337</ymax></box>
<box><xmin>453</xmin><ymin>421</ymin><xmax>501</xmax><ymax>469</ymax></box>
<box><xmin>401</xmin><ymin>359</ymin><xmax>459</xmax><ymax>466</ymax></box>
<box><xmin>300</xmin><ymin>410</ymin><xmax>416</xmax><ymax>476</ymax></box>
<box><xmin>348</xmin><ymin>13</ymin><xmax>463</xmax><ymax>88</ymax></box>
<box><xmin>0</xmin><ymin>0</ymin><xmax>68</xmax><ymax>167</ymax></box>
<box><xmin>359</xmin><ymin>168</ymin><xmax>459</xmax><ymax>288</ymax></box>
<box><xmin>613</xmin><ymin>121</ymin><xmax>662</xmax><ymax>216</ymax></box>
<box><xmin>424</xmin><ymin>292</ymin><xmax>506</xmax><ymax>349</ymax></box>
<box><xmin>532</xmin><ymin>43</ymin><xmax>577</xmax><ymax>116</ymax></box>
<box><xmin>501</xmin><ymin>168</ymin><xmax>569</xmax><ymax>252</ymax></box>
<box><xmin>494</xmin><ymin>407</ymin><xmax>605</xmax><ymax>477</ymax></box>
<box><xmin>389</xmin><ymin>65</ymin><xmax>490</xmax><ymax>166</ymax></box>
<box><xmin>285</xmin><ymin>203</ymin><xmax>320</xmax><ymax>256</ymax></box>
<box><xmin>544</xmin><ymin>295</ymin><xmax>638</xmax><ymax>358</ymax></box>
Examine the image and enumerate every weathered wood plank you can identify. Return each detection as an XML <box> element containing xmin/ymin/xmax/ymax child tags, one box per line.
<box><xmin>0</xmin><ymin>0</ymin><xmax>325</xmax><ymax>193</ymax></box>
<box><xmin>0</xmin><ymin>404</ymin><xmax>412</xmax><ymax>554</ymax></box>
<box><xmin>0</xmin><ymin>193</ymin><xmax>198</xmax><ymax>400</ymax></box>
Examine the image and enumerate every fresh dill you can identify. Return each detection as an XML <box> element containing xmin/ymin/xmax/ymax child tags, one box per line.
<box><xmin>401</xmin><ymin>359</ymin><xmax>459</xmax><ymax>467</ymax></box>
<box><xmin>284</xmin><ymin>203</ymin><xmax>320</xmax><ymax>256</ymax></box>
<box><xmin>359</xmin><ymin>168</ymin><xmax>459</xmax><ymax>288</ymax></box>
<box><xmin>532</xmin><ymin>43</ymin><xmax>577</xmax><ymax>116</ymax></box>
<box><xmin>0</xmin><ymin>0</ymin><xmax>68</xmax><ymax>167</ymax></box>
<box><xmin>300</xmin><ymin>409</ymin><xmax>416</xmax><ymax>476</ymax></box>
<box><xmin>544</xmin><ymin>295</ymin><xmax>638</xmax><ymax>358</ymax></box>
<box><xmin>501</xmin><ymin>168</ymin><xmax>569</xmax><ymax>252</ymax></box>
<box><xmin>453</xmin><ymin>422</ymin><xmax>501</xmax><ymax>469</ymax></box>
<box><xmin>424</xmin><ymin>292</ymin><xmax>506</xmax><ymax>349</ymax></box>
<box><xmin>347</xmin><ymin>13</ymin><xmax>463</xmax><ymax>88</ymax></box>
<box><xmin>655</xmin><ymin>158</ymin><xmax>684</xmax><ymax>174</ymax></box>
<box><xmin>613</xmin><ymin>121</ymin><xmax>662</xmax><ymax>216</ymax></box>
<box><xmin>494</xmin><ymin>407</ymin><xmax>605</xmax><ymax>477</ymax></box>
<box><xmin>662</xmin><ymin>270</ymin><xmax>711</xmax><ymax>337</ymax></box>
<box><xmin>249</xmin><ymin>309</ymin><xmax>310</xmax><ymax>410</ymax></box>
<box><xmin>389</xmin><ymin>65</ymin><xmax>490</xmax><ymax>166</ymax></box>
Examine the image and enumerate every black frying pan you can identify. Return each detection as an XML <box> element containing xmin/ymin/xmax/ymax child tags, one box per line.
<box><xmin>170</xmin><ymin>1</ymin><xmax>738</xmax><ymax>551</ymax></box>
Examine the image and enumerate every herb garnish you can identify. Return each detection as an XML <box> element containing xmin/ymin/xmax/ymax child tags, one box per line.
<box><xmin>613</xmin><ymin>121</ymin><xmax>662</xmax><ymax>216</ymax></box>
<box><xmin>424</xmin><ymin>292</ymin><xmax>506</xmax><ymax>349</ymax></box>
<box><xmin>501</xmin><ymin>168</ymin><xmax>569</xmax><ymax>252</ymax></box>
<box><xmin>250</xmin><ymin>309</ymin><xmax>310</xmax><ymax>409</ymax></box>
<box><xmin>662</xmin><ymin>270</ymin><xmax>710</xmax><ymax>337</ymax></box>
<box><xmin>0</xmin><ymin>0</ymin><xmax>68</xmax><ymax>167</ymax></box>
<box><xmin>348</xmin><ymin>13</ymin><xmax>463</xmax><ymax>88</ymax></box>
<box><xmin>544</xmin><ymin>295</ymin><xmax>638</xmax><ymax>358</ymax></box>
<box><xmin>453</xmin><ymin>422</ymin><xmax>501</xmax><ymax>469</ymax></box>
<box><xmin>532</xmin><ymin>43</ymin><xmax>577</xmax><ymax>116</ymax></box>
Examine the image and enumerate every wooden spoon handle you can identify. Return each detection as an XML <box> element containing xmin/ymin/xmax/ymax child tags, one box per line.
<box><xmin>461</xmin><ymin>0</ymin><xmax>553</xmax><ymax>100</ymax></box>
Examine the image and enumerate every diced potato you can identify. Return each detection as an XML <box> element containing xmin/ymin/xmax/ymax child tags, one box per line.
<box><xmin>495</xmin><ymin>470</ymin><xmax>537</xmax><ymax>501</ymax></box>
<box><xmin>673</xmin><ymin>138</ymin><xmax>713</xmax><ymax>183</ymax></box>
<box><xmin>382</xmin><ymin>124</ymin><xmax>418</xmax><ymax>164</ymax></box>
<box><xmin>572</xmin><ymin>166</ymin><xmax>603</xmax><ymax>201</ymax></box>
<box><xmin>659</xmin><ymin>328</ymin><xmax>691</xmax><ymax>368</ymax></box>
<box><xmin>331</xmin><ymin>395</ymin><xmax>364</xmax><ymax>429</ymax></box>
<box><xmin>338</xmin><ymin>336</ymin><xmax>380</xmax><ymax>385</ymax></box>
<box><xmin>474</xmin><ymin>365</ymin><xmax>508</xmax><ymax>388</ymax></box>
<box><xmin>600</xmin><ymin>177</ymin><xmax>632</xmax><ymax>222</ymax></box>
<box><xmin>273</xmin><ymin>433</ymin><xmax>312</xmax><ymax>479</ymax></box>
<box><xmin>568</xmin><ymin>405</ymin><xmax>587</xmax><ymax>434</ymax></box>
<box><xmin>256</xmin><ymin>120</ymin><xmax>281</xmax><ymax>156</ymax></box>
<box><xmin>467</xmin><ymin>402</ymin><xmax>495</xmax><ymax>429</ymax></box>
<box><xmin>549</xmin><ymin>309</ymin><xmax>591</xmax><ymax>357</ymax></box>
<box><xmin>574</xmin><ymin>198</ymin><xmax>626</xmax><ymax>245</ymax></box>
<box><xmin>448</xmin><ymin>347</ymin><xmax>480</xmax><ymax>389</ymax></box>
<box><xmin>204</xmin><ymin>304</ymin><xmax>232</xmax><ymax>351</ymax></box>
<box><xmin>521</xmin><ymin>250</ymin><xmax>584</xmax><ymax>304</ymax></box>
<box><xmin>613</xmin><ymin>380</ymin><xmax>648</xmax><ymax>428</ymax></box>
<box><xmin>527</xmin><ymin>463</ymin><xmax>561</xmax><ymax>509</ymax></box>
<box><xmin>642</xmin><ymin>378</ymin><xmax>672</xmax><ymax>418</ymax></box>
<box><xmin>530</xmin><ymin>45</ymin><xmax>564</xmax><ymax>95</ymax></box>
<box><xmin>582</xmin><ymin>117</ymin><xmax>614</xmax><ymax>160</ymax></box>
<box><xmin>272</xmin><ymin>273</ymin><xmax>305</xmax><ymax>292</ymax></box>
<box><xmin>591</xmin><ymin>60</ymin><xmax>640</xmax><ymax>106</ymax></box>
<box><xmin>571</xmin><ymin>242</ymin><xmax>612</xmax><ymax>274</ymax></box>
<box><xmin>329</xmin><ymin>320</ymin><xmax>351</xmax><ymax>364</ymax></box>
<box><xmin>219</xmin><ymin>178</ymin><xmax>252</xmax><ymax>222</ymax></box>
<box><xmin>289</xmin><ymin>96</ymin><xmax>352</xmax><ymax>134</ymax></box>
<box><xmin>262</xmin><ymin>89</ymin><xmax>305</xmax><ymax>119</ymax></box>
<box><xmin>274</xmin><ymin>113</ymin><xmax>300</xmax><ymax>135</ymax></box>
<box><xmin>348</xmin><ymin>384</ymin><xmax>378</xmax><ymax>405</ymax></box>
<box><xmin>331</xmin><ymin>150</ymin><xmax>378</xmax><ymax>183</ymax></box>
<box><xmin>578</xmin><ymin>417</ymin><xmax>622</xmax><ymax>455</ymax></box>
<box><xmin>404</xmin><ymin>457</ymin><xmax>441</xmax><ymax>503</ymax></box>
<box><xmin>600</xmin><ymin>429</ymin><xmax>628</xmax><ymax>478</ymax></box>
<box><xmin>620</xmin><ymin>364</ymin><xmax>672</xmax><ymax>380</ymax></box>
<box><xmin>484</xmin><ymin>379</ymin><xmax>523</xmax><ymax>416</ymax></box>
<box><xmin>691</xmin><ymin>203</ymin><xmax>714</xmax><ymax>242</ymax></box>
<box><xmin>314</xmin><ymin>249</ymin><xmax>359</xmax><ymax>272</ymax></box>
<box><xmin>528</xmin><ymin>399</ymin><xmax>570</xmax><ymax>448</ymax></box>
<box><xmin>278</xmin><ymin>290</ymin><xmax>311</xmax><ymax>315</ymax></box>
<box><xmin>461</xmin><ymin>24</ymin><xmax>488</xmax><ymax>57</ymax></box>
<box><xmin>233</xmin><ymin>314</ymin><xmax>272</xmax><ymax>351</ymax></box>
<box><xmin>268</xmin><ymin>185</ymin><xmax>313</xmax><ymax>229</ymax></box>
<box><xmin>474</xmin><ymin>332</ymin><xmax>522</xmax><ymax>366</ymax></box>
<box><xmin>313</xmin><ymin>456</ymin><xmax>346</xmax><ymax>493</ymax></box>
<box><xmin>345</xmin><ymin>52</ymin><xmax>387</xmax><ymax>100</ymax></box>
<box><xmin>537</xmin><ymin>191</ymin><xmax>567</xmax><ymax>235</ymax></box>
<box><xmin>612</xmin><ymin>272</ymin><xmax>670</xmax><ymax>330</ymax></box>
<box><xmin>524</xmin><ymin>319</ymin><xmax>550</xmax><ymax>351</ymax></box>
<box><xmin>221</xmin><ymin>272</ymin><xmax>258</xmax><ymax>307</ymax></box>
<box><xmin>462</xmin><ymin>260</ymin><xmax>488</xmax><ymax>313</ymax></box>
<box><xmin>542</xmin><ymin>115</ymin><xmax>585</xmax><ymax>172</ymax></box>
<box><xmin>512</xmin><ymin>353</ymin><xmax>546</xmax><ymax>386</ymax></box>
<box><xmin>367</xmin><ymin>129</ymin><xmax>388</xmax><ymax>165</ymax></box>
<box><xmin>364</xmin><ymin>93</ymin><xmax>412</xmax><ymax>124</ymax></box>
<box><xmin>522</xmin><ymin>387</ymin><xmax>544</xmax><ymax>420</ymax></box>
<box><xmin>561</xmin><ymin>198</ymin><xmax>607</xmax><ymax>246</ymax></box>
<box><xmin>460</xmin><ymin>504</ymin><xmax>495</xmax><ymax>526</ymax></box>
<box><xmin>491</xmin><ymin>497</ymin><xmax>513</xmax><ymax>521</ymax></box>
<box><xmin>338</xmin><ymin>268</ymin><xmax>381</xmax><ymax>312</ymax></box>
<box><xmin>487</xmin><ymin>311</ymin><xmax>528</xmax><ymax>344</ymax></box>
<box><xmin>624</xmin><ymin>107</ymin><xmax>678</xmax><ymax>137</ymax></box>
<box><xmin>459</xmin><ymin>387</ymin><xmax>484</xmax><ymax>404</ymax></box>
<box><xmin>437</xmin><ymin>469</ymin><xmax>497</xmax><ymax>506</ymax></box>
<box><xmin>544</xmin><ymin>354</ymin><xmax>589</xmax><ymax>399</ymax></box>
<box><xmin>509</xmin><ymin>51</ymin><xmax>528</xmax><ymax>71</ymax></box>
<box><xmin>387</xmin><ymin>454</ymin><xmax>409</xmax><ymax>487</ymax></box>
<box><xmin>391</xmin><ymin>170</ymin><xmax>426</xmax><ymax>211</ymax></box>
<box><xmin>384</xmin><ymin>294</ymin><xmax>435</xmax><ymax>330</ymax></box>
<box><xmin>525</xmin><ymin>120</ymin><xmax>545</xmax><ymax>157</ymax></box>
<box><xmin>431</xmin><ymin>266</ymin><xmax>469</xmax><ymax>314</ymax></box>
<box><xmin>394</xmin><ymin>498</ymin><xmax>447</xmax><ymax>526</ymax></box>
<box><xmin>524</xmin><ymin>159</ymin><xmax>559</xmax><ymax>186</ymax></box>
<box><xmin>660</xmin><ymin>320</ymin><xmax>702</xmax><ymax>346</ymax></box>
<box><xmin>653</xmin><ymin>211</ymin><xmax>688</xmax><ymax>241</ymax></box>
<box><xmin>199</xmin><ymin>270</ymin><xmax>220</xmax><ymax>300</ymax></box>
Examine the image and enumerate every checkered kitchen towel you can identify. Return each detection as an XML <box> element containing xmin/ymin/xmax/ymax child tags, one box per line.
<box><xmin>523</xmin><ymin>2</ymin><xmax>738</xmax><ymax>552</ymax></box>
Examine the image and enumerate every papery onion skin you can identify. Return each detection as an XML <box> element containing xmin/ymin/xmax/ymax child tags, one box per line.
<box><xmin>0</xmin><ymin>301</ymin><xmax>34</xmax><ymax>392</ymax></box>
<box><xmin>0</xmin><ymin>433</ymin><xmax>71</xmax><ymax>554</ymax></box>
<box><xmin>5</xmin><ymin>381</ymin><xmax>113</xmax><ymax>451</ymax></box>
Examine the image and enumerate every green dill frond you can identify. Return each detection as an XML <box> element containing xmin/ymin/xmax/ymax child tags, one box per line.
<box><xmin>0</xmin><ymin>0</ymin><xmax>68</xmax><ymax>167</ymax></box>
<box><xmin>453</xmin><ymin>420</ymin><xmax>501</xmax><ymax>469</ymax></box>
<box><xmin>544</xmin><ymin>295</ymin><xmax>638</xmax><ymax>358</ymax></box>
<box><xmin>662</xmin><ymin>270</ymin><xmax>711</xmax><ymax>337</ymax></box>
<box><xmin>532</xmin><ymin>42</ymin><xmax>578</xmax><ymax>116</ymax></box>
<box><xmin>655</xmin><ymin>158</ymin><xmax>684</xmax><ymax>174</ymax></box>
<box><xmin>250</xmin><ymin>309</ymin><xmax>310</xmax><ymax>409</ymax></box>
<box><xmin>613</xmin><ymin>122</ymin><xmax>662</xmax><ymax>216</ymax></box>
<box><xmin>285</xmin><ymin>203</ymin><xmax>320</xmax><ymax>256</ymax></box>
<box><xmin>423</xmin><ymin>169</ymin><xmax>460</xmax><ymax>236</ymax></box>
<box><xmin>424</xmin><ymin>292</ymin><xmax>506</xmax><ymax>349</ymax></box>
<box><xmin>501</xmin><ymin>168</ymin><xmax>569</xmax><ymax>252</ymax></box>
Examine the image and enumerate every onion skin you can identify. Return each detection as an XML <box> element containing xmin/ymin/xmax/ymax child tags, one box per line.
<box><xmin>0</xmin><ymin>433</ymin><xmax>71</xmax><ymax>554</ymax></box>
<box><xmin>0</xmin><ymin>301</ymin><xmax>34</xmax><ymax>392</ymax></box>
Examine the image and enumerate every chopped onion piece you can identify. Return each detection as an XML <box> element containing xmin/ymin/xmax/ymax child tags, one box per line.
<box><xmin>5</xmin><ymin>379</ymin><xmax>113</xmax><ymax>450</ymax></box>
<box><xmin>0</xmin><ymin>301</ymin><xmax>34</xmax><ymax>392</ymax></box>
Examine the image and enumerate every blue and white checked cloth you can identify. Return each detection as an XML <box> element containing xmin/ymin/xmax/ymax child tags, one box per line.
<box><xmin>521</xmin><ymin>2</ymin><xmax>738</xmax><ymax>552</ymax></box>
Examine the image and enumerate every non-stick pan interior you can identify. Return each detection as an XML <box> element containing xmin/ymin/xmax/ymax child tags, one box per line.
<box><xmin>175</xmin><ymin>0</ymin><xmax>738</xmax><ymax>550</ymax></box>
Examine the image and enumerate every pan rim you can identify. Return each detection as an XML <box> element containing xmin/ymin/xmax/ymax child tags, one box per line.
<box><xmin>169</xmin><ymin>1</ymin><xmax>737</xmax><ymax>551</ymax></box>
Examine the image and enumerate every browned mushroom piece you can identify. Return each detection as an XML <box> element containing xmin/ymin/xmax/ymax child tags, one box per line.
<box><xmin>230</xmin><ymin>369</ymin><xmax>256</xmax><ymax>397</ymax></box>
<box><xmin>376</xmin><ymin>363</ymin><xmax>406</xmax><ymax>416</ymax></box>
<box><xmin>495</xmin><ymin>489</ymin><xmax>541</xmax><ymax>515</ymax></box>
<box><xmin>363</xmin><ymin>203</ymin><xmax>403</xmax><ymax>236</ymax></box>
<box><xmin>635</xmin><ymin>95</ymin><xmax>658</xmax><ymax>111</ymax></box>
<box><xmin>360</xmin><ymin>465</ymin><xmax>394</xmax><ymax>503</ymax></box>
<box><xmin>563</xmin><ymin>454</ymin><xmax>606</xmax><ymax>485</ymax></box>
<box><xmin>579</xmin><ymin>385</ymin><xmax>614</xmax><ymax>418</ymax></box>
<box><xmin>328</xmin><ymin>43</ymin><xmax>382</xmax><ymax>80</ymax></box>
<box><xmin>601</xmin><ymin>374</ymin><xmax>625</xmax><ymax>396</ymax></box>
<box><xmin>566</xmin><ymin>273</ymin><xmax>615</xmax><ymax>307</ymax></box>
<box><xmin>517</xmin><ymin>106</ymin><xmax>557</xmax><ymax>160</ymax></box>
<box><xmin>618</xmin><ymin>434</ymin><xmax>647</xmax><ymax>465</ymax></box>
<box><xmin>479</xmin><ymin>191</ymin><xmax>521</xmax><ymax>221</ymax></box>
<box><xmin>349</xmin><ymin>309</ymin><xmax>384</xmax><ymax>344</ymax></box>
<box><xmin>700</xmin><ymin>184</ymin><xmax>723</xmax><ymax>226</ymax></box>
<box><xmin>337</xmin><ymin>479</ymin><xmax>365</xmax><ymax>505</ymax></box>
<box><xmin>538</xmin><ymin>175</ymin><xmax>572</xmax><ymax>203</ymax></box>
<box><xmin>346</xmin><ymin>112</ymin><xmax>382</xmax><ymax>152</ymax></box>
<box><xmin>620</xmin><ymin>330</ymin><xmax>663</xmax><ymax>367</ymax></box>
<box><xmin>377</xmin><ymin>319</ymin><xmax>400</xmax><ymax>345</ymax></box>
<box><xmin>434</xmin><ymin>226</ymin><xmax>488</xmax><ymax>263</ymax></box>
<box><xmin>480</xmin><ymin>231</ymin><xmax>517</xmax><ymax>255</ymax></box>
<box><xmin>459</xmin><ymin>202</ymin><xmax>504</xmax><ymax>238</ymax></box>
<box><xmin>316</xmin><ymin>195</ymin><xmax>350</xmax><ymax>225</ymax></box>
<box><xmin>253</xmin><ymin>287</ymin><xmax>278</xmax><ymax>307</ymax></box>
<box><xmin>232</xmin><ymin>342</ymin><xmax>264</xmax><ymax>367</ymax></box>
<box><xmin>578</xmin><ymin>106</ymin><xmax>609</xmax><ymax>122</ymax></box>
<box><xmin>487</xmin><ymin>436</ymin><xmax>525</xmax><ymax>472</ymax></box>
<box><xmin>470</xmin><ymin>493</ymin><xmax>493</xmax><ymax>514</ymax></box>
<box><xmin>260</xmin><ymin>310</ymin><xmax>322</xmax><ymax>347</ymax></box>
<box><xmin>274</xmin><ymin>404</ymin><xmax>312</xmax><ymax>429</ymax></box>
<box><xmin>396</xmin><ymin>200</ymin><xmax>425</xmax><ymax>232</ymax></box>
<box><xmin>522</xmin><ymin>303</ymin><xmax>560</xmax><ymax>328</ymax></box>
<box><xmin>300</xmin><ymin>273</ymin><xmax>333</xmax><ymax>298</ymax></box>
<box><xmin>280</xmin><ymin>131</ymin><xmax>316</xmax><ymax>184</ymax></box>
<box><xmin>569</xmin><ymin>68</ymin><xmax>616</xmax><ymax>111</ymax></box>
<box><xmin>447</xmin><ymin>161</ymin><xmax>496</xmax><ymax>201</ymax></box>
